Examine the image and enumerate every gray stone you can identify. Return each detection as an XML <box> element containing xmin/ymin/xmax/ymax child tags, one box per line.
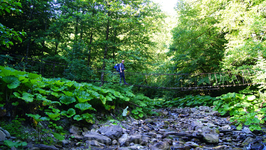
<box><xmin>69</xmin><ymin>125</ymin><xmax>81</xmax><ymax>135</ymax></box>
<box><xmin>84</xmin><ymin>132</ymin><xmax>111</xmax><ymax>145</ymax></box>
<box><xmin>0</xmin><ymin>130</ymin><xmax>6</xmax><ymax>141</ymax></box>
<box><xmin>98</xmin><ymin>125</ymin><xmax>123</xmax><ymax>140</ymax></box>
<box><xmin>128</xmin><ymin>134</ymin><xmax>142</xmax><ymax>144</ymax></box>
<box><xmin>242</xmin><ymin>127</ymin><xmax>252</xmax><ymax>134</ymax></box>
<box><xmin>85</xmin><ymin>140</ymin><xmax>105</xmax><ymax>147</ymax></box>
<box><xmin>2</xmin><ymin>129</ymin><xmax>10</xmax><ymax>138</ymax></box>
<box><xmin>150</xmin><ymin>141</ymin><xmax>170</xmax><ymax>150</ymax></box>
<box><xmin>34</xmin><ymin>144</ymin><xmax>59</xmax><ymax>150</ymax></box>
<box><xmin>70</xmin><ymin>134</ymin><xmax>83</xmax><ymax>140</ymax></box>
<box><xmin>203</xmin><ymin>133</ymin><xmax>219</xmax><ymax>144</ymax></box>
<box><xmin>119</xmin><ymin>133</ymin><xmax>129</xmax><ymax>146</ymax></box>
<box><xmin>241</xmin><ymin>137</ymin><xmax>254</xmax><ymax>146</ymax></box>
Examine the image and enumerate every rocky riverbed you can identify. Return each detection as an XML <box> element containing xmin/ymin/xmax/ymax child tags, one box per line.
<box><xmin>1</xmin><ymin>106</ymin><xmax>266</xmax><ymax>150</ymax></box>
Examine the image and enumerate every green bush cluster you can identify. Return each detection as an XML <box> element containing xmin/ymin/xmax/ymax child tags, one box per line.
<box><xmin>163</xmin><ymin>95</ymin><xmax>215</xmax><ymax>108</ymax></box>
<box><xmin>213</xmin><ymin>92</ymin><xmax>266</xmax><ymax>131</ymax></box>
<box><xmin>0</xmin><ymin>66</ymin><xmax>153</xmax><ymax>144</ymax></box>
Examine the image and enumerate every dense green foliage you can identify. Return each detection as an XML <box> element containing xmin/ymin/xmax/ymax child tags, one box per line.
<box><xmin>1</xmin><ymin>0</ymin><xmax>266</xmax><ymax>144</ymax></box>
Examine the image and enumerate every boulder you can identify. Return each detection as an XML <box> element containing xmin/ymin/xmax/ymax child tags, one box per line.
<box><xmin>84</xmin><ymin>132</ymin><xmax>111</xmax><ymax>145</ymax></box>
<box><xmin>0</xmin><ymin>130</ymin><xmax>6</xmax><ymax>141</ymax></box>
<box><xmin>203</xmin><ymin>133</ymin><xmax>219</xmax><ymax>144</ymax></box>
<box><xmin>98</xmin><ymin>125</ymin><xmax>123</xmax><ymax>140</ymax></box>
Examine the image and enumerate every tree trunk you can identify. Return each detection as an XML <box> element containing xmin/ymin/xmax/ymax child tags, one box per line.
<box><xmin>101</xmin><ymin>11</ymin><xmax>110</xmax><ymax>86</ymax></box>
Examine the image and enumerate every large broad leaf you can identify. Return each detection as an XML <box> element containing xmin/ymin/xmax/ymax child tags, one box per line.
<box><xmin>61</xmin><ymin>108</ymin><xmax>76</xmax><ymax>118</ymax></box>
<box><xmin>62</xmin><ymin>91</ymin><xmax>74</xmax><ymax>96</ymax></box>
<box><xmin>245</xmin><ymin>95</ymin><xmax>256</xmax><ymax>101</ymax></box>
<box><xmin>60</xmin><ymin>96</ymin><xmax>76</xmax><ymax>105</ymax></box>
<box><xmin>64</xmin><ymin>80</ymin><xmax>75</xmax><ymax>87</ymax></box>
<box><xmin>35</xmin><ymin>94</ymin><xmax>49</xmax><ymax>101</ymax></box>
<box><xmin>75</xmin><ymin>90</ymin><xmax>94</xmax><ymax>103</ymax></box>
<box><xmin>45</xmin><ymin>111</ymin><xmax>60</xmax><ymax>121</ymax></box>
<box><xmin>73</xmin><ymin>115</ymin><xmax>83</xmax><ymax>121</ymax></box>
<box><xmin>26</xmin><ymin>113</ymin><xmax>50</xmax><ymax>122</ymax></box>
<box><xmin>75</xmin><ymin>102</ymin><xmax>96</xmax><ymax>111</ymax></box>
<box><xmin>21</xmin><ymin>92</ymin><xmax>34</xmax><ymax>102</ymax></box>
<box><xmin>3</xmin><ymin>76</ymin><xmax>20</xmax><ymax>89</ymax></box>
<box><xmin>51</xmin><ymin>85</ymin><xmax>66</xmax><ymax>92</ymax></box>
<box><xmin>14</xmin><ymin>92</ymin><xmax>34</xmax><ymax>103</ymax></box>
<box><xmin>87</xmin><ymin>90</ymin><xmax>100</xmax><ymax>98</ymax></box>
<box><xmin>28</xmin><ymin>73</ymin><xmax>41</xmax><ymax>79</ymax></box>
<box><xmin>53</xmin><ymin>133</ymin><xmax>65</xmax><ymax>141</ymax></box>
<box><xmin>82</xmin><ymin>113</ymin><xmax>94</xmax><ymax>124</ymax></box>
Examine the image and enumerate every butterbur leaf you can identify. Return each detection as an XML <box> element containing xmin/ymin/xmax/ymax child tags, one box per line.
<box><xmin>21</xmin><ymin>92</ymin><xmax>34</xmax><ymax>103</ymax></box>
<box><xmin>73</xmin><ymin>115</ymin><xmax>83</xmax><ymax>121</ymax></box>
<box><xmin>28</xmin><ymin>73</ymin><xmax>41</xmax><ymax>79</ymax></box>
<box><xmin>246</xmin><ymin>95</ymin><xmax>256</xmax><ymax>101</ymax></box>
<box><xmin>236</xmin><ymin>124</ymin><xmax>243</xmax><ymax>130</ymax></box>
<box><xmin>45</xmin><ymin>112</ymin><xmax>60</xmax><ymax>121</ymax></box>
<box><xmin>53</xmin><ymin>133</ymin><xmax>65</xmax><ymax>141</ymax></box>
<box><xmin>75</xmin><ymin>91</ymin><xmax>94</xmax><ymax>103</ymax></box>
<box><xmin>61</xmin><ymin>108</ymin><xmax>76</xmax><ymax>118</ymax></box>
<box><xmin>12</xmin><ymin>101</ymin><xmax>19</xmax><ymax>106</ymax></box>
<box><xmin>60</xmin><ymin>96</ymin><xmax>76</xmax><ymax>105</ymax></box>
<box><xmin>3</xmin><ymin>76</ymin><xmax>20</xmax><ymax>89</ymax></box>
<box><xmin>82</xmin><ymin>113</ymin><xmax>94</xmax><ymax>123</ymax></box>
<box><xmin>75</xmin><ymin>102</ymin><xmax>96</xmax><ymax>111</ymax></box>
<box><xmin>63</xmin><ymin>91</ymin><xmax>73</xmax><ymax>96</ymax></box>
<box><xmin>26</xmin><ymin>114</ymin><xmax>50</xmax><ymax>122</ymax></box>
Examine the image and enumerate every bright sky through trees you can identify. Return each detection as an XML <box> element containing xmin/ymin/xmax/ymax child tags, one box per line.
<box><xmin>151</xmin><ymin>0</ymin><xmax>178</xmax><ymax>16</ymax></box>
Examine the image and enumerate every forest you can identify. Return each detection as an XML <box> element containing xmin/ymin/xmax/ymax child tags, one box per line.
<box><xmin>0</xmin><ymin>0</ymin><xmax>266</xmax><ymax>149</ymax></box>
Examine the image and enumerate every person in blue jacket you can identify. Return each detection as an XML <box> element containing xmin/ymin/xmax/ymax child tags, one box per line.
<box><xmin>119</xmin><ymin>60</ymin><xmax>128</xmax><ymax>84</ymax></box>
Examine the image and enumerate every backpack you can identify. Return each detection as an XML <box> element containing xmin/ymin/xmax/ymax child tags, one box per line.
<box><xmin>114</xmin><ymin>63</ymin><xmax>120</xmax><ymax>72</ymax></box>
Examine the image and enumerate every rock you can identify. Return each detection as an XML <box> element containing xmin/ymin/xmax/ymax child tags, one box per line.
<box><xmin>150</xmin><ymin>141</ymin><xmax>170</xmax><ymax>150</ymax></box>
<box><xmin>242</xmin><ymin>127</ymin><xmax>252</xmax><ymax>134</ymax></box>
<box><xmin>70</xmin><ymin>134</ymin><xmax>83</xmax><ymax>140</ymax></box>
<box><xmin>140</xmin><ymin>136</ymin><xmax>150</xmax><ymax>146</ymax></box>
<box><xmin>128</xmin><ymin>134</ymin><xmax>142</xmax><ymax>144</ymax></box>
<box><xmin>220</xmin><ymin>125</ymin><xmax>231</xmax><ymax>130</ymax></box>
<box><xmin>185</xmin><ymin>141</ymin><xmax>199</xmax><ymax>147</ymax></box>
<box><xmin>34</xmin><ymin>144</ymin><xmax>59</xmax><ymax>150</ymax></box>
<box><xmin>119</xmin><ymin>133</ymin><xmax>129</xmax><ymax>146</ymax></box>
<box><xmin>69</xmin><ymin>125</ymin><xmax>81</xmax><ymax>135</ymax></box>
<box><xmin>242</xmin><ymin>137</ymin><xmax>254</xmax><ymax>146</ymax></box>
<box><xmin>83</xmin><ymin>132</ymin><xmax>112</xmax><ymax>145</ymax></box>
<box><xmin>118</xmin><ymin>148</ymin><xmax>130</xmax><ymax>150</ymax></box>
<box><xmin>0</xmin><ymin>130</ymin><xmax>6</xmax><ymax>141</ymax></box>
<box><xmin>203</xmin><ymin>133</ymin><xmax>219</xmax><ymax>144</ymax></box>
<box><xmin>1</xmin><ymin>129</ymin><xmax>10</xmax><ymax>138</ymax></box>
<box><xmin>85</xmin><ymin>140</ymin><xmax>105</xmax><ymax>147</ymax></box>
<box><xmin>98</xmin><ymin>125</ymin><xmax>123</xmax><ymax>140</ymax></box>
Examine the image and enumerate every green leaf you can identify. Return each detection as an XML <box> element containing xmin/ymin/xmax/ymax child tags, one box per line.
<box><xmin>62</xmin><ymin>91</ymin><xmax>73</xmax><ymax>96</ymax></box>
<box><xmin>75</xmin><ymin>102</ymin><xmax>96</xmax><ymax>111</ymax></box>
<box><xmin>246</xmin><ymin>95</ymin><xmax>256</xmax><ymax>101</ymax></box>
<box><xmin>28</xmin><ymin>73</ymin><xmax>41</xmax><ymax>79</ymax></box>
<box><xmin>12</xmin><ymin>101</ymin><xmax>19</xmax><ymax>106</ymax></box>
<box><xmin>61</xmin><ymin>108</ymin><xmax>76</xmax><ymax>118</ymax></box>
<box><xmin>21</xmin><ymin>92</ymin><xmax>34</xmax><ymax>103</ymax></box>
<box><xmin>75</xmin><ymin>90</ymin><xmax>94</xmax><ymax>103</ymax></box>
<box><xmin>60</xmin><ymin>96</ymin><xmax>76</xmax><ymax>105</ymax></box>
<box><xmin>45</xmin><ymin>111</ymin><xmax>60</xmax><ymax>121</ymax></box>
<box><xmin>236</xmin><ymin>124</ymin><xmax>243</xmax><ymax>130</ymax></box>
<box><xmin>82</xmin><ymin>113</ymin><xmax>94</xmax><ymax>124</ymax></box>
<box><xmin>26</xmin><ymin>114</ymin><xmax>50</xmax><ymax>122</ymax></box>
<box><xmin>73</xmin><ymin>115</ymin><xmax>83</xmax><ymax>121</ymax></box>
<box><xmin>3</xmin><ymin>76</ymin><xmax>20</xmax><ymax>89</ymax></box>
<box><xmin>53</xmin><ymin>133</ymin><xmax>64</xmax><ymax>141</ymax></box>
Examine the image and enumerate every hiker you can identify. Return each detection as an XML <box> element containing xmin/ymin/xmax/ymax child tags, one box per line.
<box><xmin>119</xmin><ymin>60</ymin><xmax>128</xmax><ymax>84</ymax></box>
